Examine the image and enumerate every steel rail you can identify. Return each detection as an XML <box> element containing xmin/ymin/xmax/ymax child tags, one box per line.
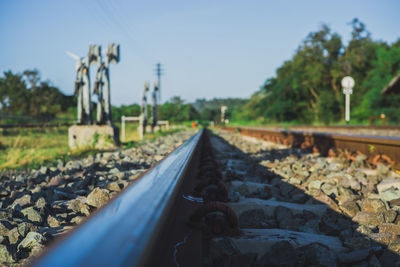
<box><xmin>222</xmin><ymin>126</ymin><xmax>400</xmax><ymax>170</ymax></box>
<box><xmin>33</xmin><ymin>129</ymin><xmax>204</xmax><ymax>267</ymax></box>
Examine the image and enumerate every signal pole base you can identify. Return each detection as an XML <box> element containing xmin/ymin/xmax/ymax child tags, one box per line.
<box><xmin>68</xmin><ymin>125</ymin><xmax>120</xmax><ymax>150</ymax></box>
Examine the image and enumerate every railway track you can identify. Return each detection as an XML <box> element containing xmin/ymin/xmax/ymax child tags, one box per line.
<box><xmin>247</xmin><ymin>125</ymin><xmax>400</xmax><ymax>137</ymax></box>
<box><xmin>25</xmin><ymin>128</ymin><xmax>400</xmax><ymax>266</ymax></box>
<box><xmin>222</xmin><ymin>126</ymin><xmax>400</xmax><ymax>171</ymax></box>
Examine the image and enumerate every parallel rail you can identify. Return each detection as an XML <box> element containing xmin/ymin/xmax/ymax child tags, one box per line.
<box><xmin>222</xmin><ymin>126</ymin><xmax>400</xmax><ymax>170</ymax></box>
<box><xmin>33</xmin><ymin>129</ymin><xmax>204</xmax><ymax>266</ymax></box>
<box><xmin>263</xmin><ymin>125</ymin><xmax>400</xmax><ymax>130</ymax></box>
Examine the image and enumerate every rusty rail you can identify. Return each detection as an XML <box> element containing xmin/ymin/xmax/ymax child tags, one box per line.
<box><xmin>271</xmin><ymin>125</ymin><xmax>400</xmax><ymax>130</ymax></box>
<box><xmin>222</xmin><ymin>126</ymin><xmax>400</xmax><ymax>170</ymax></box>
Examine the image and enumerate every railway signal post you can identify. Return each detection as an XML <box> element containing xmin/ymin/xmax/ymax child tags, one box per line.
<box><xmin>89</xmin><ymin>45</ymin><xmax>104</xmax><ymax>124</ymax></box>
<box><xmin>66</xmin><ymin>51</ymin><xmax>92</xmax><ymax>125</ymax></box>
<box><xmin>67</xmin><ymin>44</ymin><xmax>120</xmax><ymax>150</ymax></box>
<box><xmin>341</xmin><ymin>76</ymin><xmax>355</xmax><ymax>125</ymax></box>
<box><xmin>139</xmin><ymin>82</ymin><xmax>149</xmax><ymax>137</ymax></box>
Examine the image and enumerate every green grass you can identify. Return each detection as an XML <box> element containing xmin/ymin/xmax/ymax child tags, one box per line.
<box><xmin>0</xmin><ymin>123</ymin><xmax>190</xmax><ymax>170</ymax></box>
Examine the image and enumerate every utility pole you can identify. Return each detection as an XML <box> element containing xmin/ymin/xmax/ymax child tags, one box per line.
<box><xmin>154</xmin><ymin>63</ymin><xmax>163</xmax><ymax>103</ymax></box>
<box><xmin>151</xmin><ymin>82</ymin><xmax>159</xmax><ymax>133</ymax></box>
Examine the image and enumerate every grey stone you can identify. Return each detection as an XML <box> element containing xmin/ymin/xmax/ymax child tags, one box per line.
<box><xmin>48</xmin><ymin>176</ymin><xmax>64</xmax><ymax>186</ymax></box>
<box><xmin>229</xmin><ymin>198</ymin><xmax>327</xmax><ymax>219</ymax></box>
<box><xmin>338</xmin><ymin>249</ymin><xmax>372</xmax><ymax>264</ymax></box>
<box><xmin>10</xmin><ymin>194</ymin><xmax>31</xmax><ymax>208</ymax></box>
<box><xmin>8</xmin><ymin>227</ymin><xmax>20</xmax><ymax>244</ymax></box>
<box><xmin>353</xmin><ymin>212</ymin><xmax>384</xmax><ymax>228</ymax></box>
<box><xmin>275</xmin><ymin>205</ymin><xmax>293</xmax><ymax>222</ymax></box>
<box><xmin>288</xmin><ymin>177</ymin><xmax>302</xmax><ymax>185</ymax></box>
<box><xmin>15</xmin><ymin>175</ymin><xmax>26</xmax><ymax>183</ymax></box>
<box><xmin>343</xmin><ymin>237</ymin><xmax>371</xmax><ymax>250</ymax></box>
<box><xmin>39</xmin><ymin>166</ymin><xmax>48</xmax><ymax>175</ymax></box>
<box><xmin>321</xmin><ymin>183</ymin><xmax>338</xmax><ymax>196</ymax></box>
<box><xmin>238</xmin><ymin>209</ymin><xmax>266</xmax><ymax>228</ymax></box>
<box><xmin>382</xmin><ymin>210</ymin><xmax>397</xmax><ymax>223</ymax></box>
<box><xmin>379</xmin><ymin>188</ymin><xmax>400</xmax><ymax>202</ymax></box>
<box><xmin>338</xmin><ymin>186</ymin><xmax>355</xmax><ymax>197</ymax></box>
<box><xmin>109</xmin><ymin>167</ymin><xmax>121</xmax><ymax>174</ymax></box>
<box><xmin>260</xmin><ymin>241</ymin><xmax>297</xmax><ymax>266</ymax></box>
<box><xmin>67</xmin><ymin>198</ymin><xmax>90</xmax><ymax>216</ymax></box>
<box><xmin>0</xmin><ymin>221</ymin><xmax>10</xmax><ymax>236</ymax></box>
<box><xmin>352</xmin><ymin>261</ymin><xmax>368</xmax><ymax>267</ymax></box>
<box><xmin>0</xmin><ymin>244</ymin><xmax>13</xmax><ymax>263</ymax></box>
<box><xmin>352</xmin><ymin>154</ymin><xmax>367</xmax><ymax>168</ymax></box>
<box><xmin>297</xmin><ymin>243</ymin><xmax>338</xmax><ymax>267</ymax></box>
<box><xmin>377</xmin><ymin>164</ymin><xmax>390</xmax><ymax>176</ymax></box>
<box><xmin>0</xmin><ymin>210</ymin><xmax>12</xmax><ymax>220</ymax></box>
<box><xmin>369</xmin><ymin>232</ymin><xmax>397</xmax><ymax>246</ymax></box>
<box><xmin>86</xmin><ymin>188</ymin><xmax>110</xmax><ymax>208</ymax></box>
<box><xmin>21</xmin><ymin>207</ymin><xmax>43</xmax><ymax>223</ymax></box>
<box><xmin>327</xmin><ymin>163</ymin><xmax>344</xmax><ymax>172</ymax></box>
<box><xmin>356</xmin><ymin>225</ymin><xmax>372</xmax><ymax>235</ymax></box>
<box><xmin>65</xmin><ymin>160</ymin><xmax>81</xmax><ymax>171</ymax></box>
<box><xmin>362</xmin><ymin>198</ymin><xmax>386</xmax><ymax>213</ymax></box>
<box><xmin>18</xmin><ymin>222</ymin><xmax>37</xmax><ymax>237</ymax></box>
<box><xmin>17</xmin><ymin>232</ymin><xmax>46</xmax><ymax>251</ymax></box>
<box><xmin>379</xmin><ymin>249</ymin><xmax>400</xmax><ymax>267</ymax></box>
<box><xmin>308</xmin><ymin>180</ymin><xmax>323</xmax><ymax>190</ymax></box>
<box><xmin>377</xmin><ymin>179</ymin><xmax>400</xmax><ymax>193</ymax></box>
<box><xmin>71</xmin><ymin>216</ymin><xmax>85</xmax><ymax>225</ymax></box>
<box><xmin>369</xmin><ymin>254</ymin><xmax>382</xmax><ymax>267</ymax></box>
<box><xmin>340</xmin><ymin>200</ymin><xmax>360</xmax><ymax>217</ymax></box>
<box><xmin>388</xmin><ymin>240</ymin><xmax>400</xmax><ymax>253</ymax></box>
<box><xmin>47</xmin><ymin>215</ymin><xmax>60</xmax><ymax>227</ymax></box>
<box><xmin>35</xmin><ymin>197</ymin><xmax>46</xmax><ymax>209</ymax></box>
<box><xmin>106</xmin><ymin>182</ymin><xmax>121</xmax><ymax>192</ymax></box>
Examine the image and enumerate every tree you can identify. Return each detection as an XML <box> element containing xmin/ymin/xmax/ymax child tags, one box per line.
<box><xmin>0</xmin><ymin>69</ymin><xmax>75</xmax><ymax>121</ymax></box>
<box><xmin>235</xmin><ymin>19</ymin><xmax>400</xmax><ymax>125</ymax></box>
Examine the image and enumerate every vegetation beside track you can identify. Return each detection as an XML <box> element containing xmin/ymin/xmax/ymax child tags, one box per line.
<box><xmin>0</xmin><ymin>124</ymin><xmax>188</xmax><ymax>170</ymax></box>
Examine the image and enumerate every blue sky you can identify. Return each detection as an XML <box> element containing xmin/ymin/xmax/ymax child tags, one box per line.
<box><xmin>1</xmin><ymin>0</ymin><xmax>399</xmax><ymax>106</ymax></box>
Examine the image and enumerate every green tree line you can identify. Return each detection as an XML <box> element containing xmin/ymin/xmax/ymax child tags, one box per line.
<box><xmin>0</xmin><ymin>69</ymin><xmax>221</xmax><ymax>124</ymax></box>
<box><xmin>234</xmin><ymin>19</ymin><xmax>400</xmax><ymax>124</ymax></box>
<box><xmin>0</xmin><ymin>70</ymin><xmax>74</xmax><ymax>121</ymax></box>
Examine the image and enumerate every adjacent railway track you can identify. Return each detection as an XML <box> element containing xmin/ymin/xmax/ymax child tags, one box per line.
<box><xmin>222</xmin><ymin>126</ymin><xmax>400</xmax><ymax>170</ymax></box>
<box><xmin>24</xmin><ymin>128</ymin><xmax>400</xmax><ymax>266</ymax></box>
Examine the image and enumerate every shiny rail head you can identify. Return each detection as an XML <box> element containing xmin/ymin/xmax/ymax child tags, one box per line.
<box><xmin>33</xmin><ymin>129</ymin><xmax>204</xmax><ymax>267</ymax></box>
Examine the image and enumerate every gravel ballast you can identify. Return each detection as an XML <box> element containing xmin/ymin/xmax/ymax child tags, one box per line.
<box><xmin>209</xmin><ymin>129</ymin><xmax>400</xmax><ymax>266</ymax></box>
<box><xmin>0</xmin><ymin>130</ymin><xmax>195</xmax><ymax>265</ymax></box>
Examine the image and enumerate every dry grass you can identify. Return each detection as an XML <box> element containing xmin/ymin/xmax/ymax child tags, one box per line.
<box><xmin>0</xmin><ymin>127</ymin><xmax>70</xmax><ymax>169</ymax></box>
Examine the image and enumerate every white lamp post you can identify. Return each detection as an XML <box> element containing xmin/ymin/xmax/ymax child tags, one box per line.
<box><xmin>341</xmin><ymin>76</ymin><xmax>355</xmax><ymax>125</ymax></box>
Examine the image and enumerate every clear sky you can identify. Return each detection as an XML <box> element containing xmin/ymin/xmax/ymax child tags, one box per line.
<box><xmin>1</xmin><ymin>0</ymin><xmax>399</xmax><ymax>106</ymax></box>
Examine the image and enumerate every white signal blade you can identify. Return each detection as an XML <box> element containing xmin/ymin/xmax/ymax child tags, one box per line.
<box><xmin>65</xmin><ymin>51</ymin><xmax>81</xmax><ymax>61</ymax></box>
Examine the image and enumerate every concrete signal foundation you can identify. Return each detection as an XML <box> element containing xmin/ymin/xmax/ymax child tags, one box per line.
<box><xmin>68</xmin><ymin>125</ymin><xmax>119</xmax><ymax>150</ymax></box>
